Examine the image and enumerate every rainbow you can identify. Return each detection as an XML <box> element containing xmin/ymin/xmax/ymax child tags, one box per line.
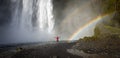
<box><xmin>68</xmin><ymin>14</ymin><xmax>111</xmax><ymax>42</ymax></box>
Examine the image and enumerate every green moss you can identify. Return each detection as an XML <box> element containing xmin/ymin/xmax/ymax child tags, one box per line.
<box><xmin>94</xmin><ymin>26</ymin><xmax>101</xmax><ymax>37</ymax></box>
<box><xmin>100</xmin><ymin>0</ymin><xmax>116</xmax><ymax>14</ymax></box>
<box><xmin>77</xmin><ymin>0</ymin><xmax>120</xmax><ymax>54</ymax></box>
<box><xmin>104</xmin><ymin>25</ymin><xmax>120</xmax><ymax>33</ymax></box>
<box><xmin>77</xmin><ymin>25</ymin><xmax>120</xmax><ymax>54</ymax></box>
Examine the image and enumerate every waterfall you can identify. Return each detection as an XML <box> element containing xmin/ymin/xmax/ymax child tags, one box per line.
<box><xmin>11</xmin><ymin>0</ymin><xmax>54</xmax><ymax>33</ymax></box>
<box><xmin>9</xmin><ymin>0</ymin><xmax>54</xmax><ymax>43</ymax></box>
<box><xmin>11</xmin><ymin>0</ymin><xmax>33</xmax><ymax>32</ymax></box>
<box><xmin>21</xmin><ymin>0</ymin><xmax>33</xmax><ymax>32</ymax></box>
<box><xmin>37</xmin><ymin>0</ymin><xmax>54</xmax><ymax>32</ymax></box>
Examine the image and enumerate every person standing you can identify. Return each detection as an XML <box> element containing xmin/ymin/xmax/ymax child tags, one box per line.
<box><xmin>56</xmin><ymin>36</ymin><xmax>59</xmax><ymax>42</ymax></box>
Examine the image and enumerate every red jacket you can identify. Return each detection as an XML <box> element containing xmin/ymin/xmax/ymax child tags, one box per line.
<box><xmin>56</xmin><ymin>36</ymin><xmax>59</xmax><ymax>42</ymax></box>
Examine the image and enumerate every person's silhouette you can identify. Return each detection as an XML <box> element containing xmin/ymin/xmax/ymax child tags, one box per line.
<box><xmin>56</xmin><ymin>36</ymin><xmax>59</xmax><ymax>42</ymax></box>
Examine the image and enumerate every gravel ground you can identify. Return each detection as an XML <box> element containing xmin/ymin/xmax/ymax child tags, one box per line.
<box><xmin>0</xmin><ymin>42</ymin><xmax>82</xmax><ymax>58</ymax></box>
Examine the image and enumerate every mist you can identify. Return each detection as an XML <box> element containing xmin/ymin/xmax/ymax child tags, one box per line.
<box><xmin>53</xmin><ymin>0</ymin><xmax>105</xmax><ymax>40</ymax></box>
<box><xmin>0</xmin><ymin>0</ymin><xmax>113</xmax><ymax>44</ymax></box>
<box><xmin>0</xmin><ymin>0</ymin><xmax>55</xmax><ymax>44</ymax></box>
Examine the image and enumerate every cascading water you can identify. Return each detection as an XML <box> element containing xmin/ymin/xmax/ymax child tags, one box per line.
<box><xmin>37</xmin><ymin>0</ymin><xmax>54</xmax><ymax>33</ymax></box>
<box><xmin>11</xmin><ymin>0</ymin><xmax>54</xmax><ymax>32</ymax></box>
<box><xmin>0</xmin><ymin>0</ymin><xmax>110</xmax><ymax>44</ymax></box>
<box><xmin>8</xmin><ymin>0</ymin><xmax>54</xmax><ymax>43</ymax></box>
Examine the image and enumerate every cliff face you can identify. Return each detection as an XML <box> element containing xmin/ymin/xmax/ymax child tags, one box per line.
<box><xmin>74</xmin><ymin>0</ymin><xmax>120</xmax><ymax>55</ymax></box>
<box><xmin>74</xmin><ymin>24</ymin><xmax>120</xmax><ymax>54</ymax></box>
<box><xmin>91</xmin><ymin>0</ymin><xmax>120</xmax><ymax>27</ymax></box>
